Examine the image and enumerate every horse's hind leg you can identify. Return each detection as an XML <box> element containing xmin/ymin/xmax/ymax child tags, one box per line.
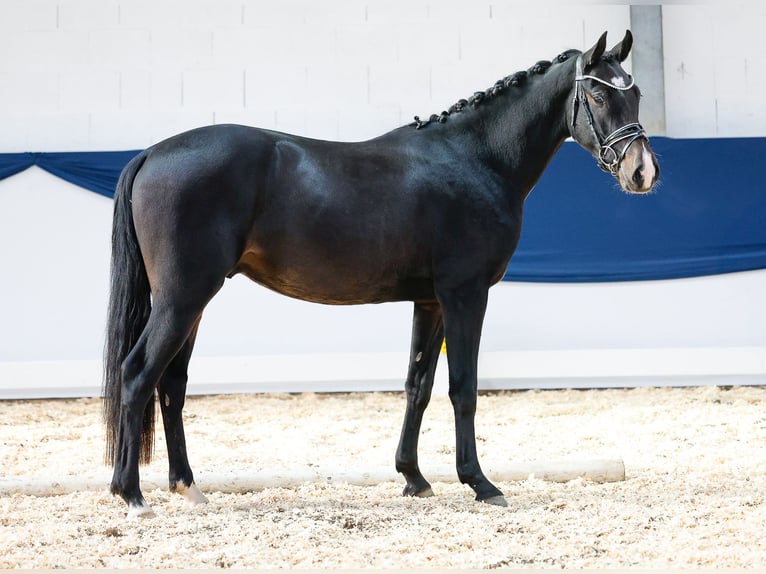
<box><xmin>112</xmin><ymin>295</ymin><xmax>217</xmax><ymax>518</ymax></box>
<box><xmin>158</xmin><ymin>319</ymin><xmax>208</xmax><ymax>508</ymax></box>
<box><xmin>395</xmin><ymin>301</ymin><xmax>443</xmax><ymax>497</ymax></box>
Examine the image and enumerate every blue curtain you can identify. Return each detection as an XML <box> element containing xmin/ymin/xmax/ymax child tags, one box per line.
<box><xmin>0</xmin><ymin>138</ymin><xmax>764</xmax><ymax>282</ymax></box>
<box><xmin>0</xmin><ymin>151</ymin><xmax>140</xmax><ymax>199</ymax></box>
<box><xmin>508</xmin><ymin>137</ymin><xmax>766</xmax><ymax>281</ymax></box>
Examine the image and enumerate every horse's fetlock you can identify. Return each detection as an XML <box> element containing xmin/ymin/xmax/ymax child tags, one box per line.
<box><xmin>395</xmin><ymin>457</ymin><xmax>415</xmax><ymax>474</ymax></box>
<box><xmin>456</xmin><ymin>462</ymin><xmax>482</xmax><ymax>484</ymax></box>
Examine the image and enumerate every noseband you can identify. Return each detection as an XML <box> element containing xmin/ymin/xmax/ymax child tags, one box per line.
<box><xmin>571</xmin><ymin>54</ymin><xmax>646</xmax><ymax>175</ymax></box>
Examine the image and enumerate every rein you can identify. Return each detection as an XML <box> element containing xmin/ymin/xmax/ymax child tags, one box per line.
<box><xmin>571</xmin><ymin>54</ymin><xmax>646</xmax><ymax>175</ymax></box>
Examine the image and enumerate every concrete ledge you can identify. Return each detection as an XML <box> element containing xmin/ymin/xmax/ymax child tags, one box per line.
<box><xmin>1</xmin><ymin>347</ymin><xmax>764</xmax><ymax>400</ymax></box>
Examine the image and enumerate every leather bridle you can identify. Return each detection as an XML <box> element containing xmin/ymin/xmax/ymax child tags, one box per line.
<box><xmin>571</xmin><ymin>54</ymin><xmax>646</xmax><ymax>176</ymax></box>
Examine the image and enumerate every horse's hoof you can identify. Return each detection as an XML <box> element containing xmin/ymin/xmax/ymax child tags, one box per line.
<box><xmin>127</xmin><ymin>500</ymin><xmax>156</xmax><ymax>519</ymax></box>
<box><xmin>480</xmin><ymin>495</ymin><xmax>508</xmax><ymax>507</ymax></box>
<box><xmin>402</xmin><ymin>484</ymin><xmax>434</xmax><ymax>498</ymax></box>
<box><xmin>178</xmin><ymin>482</ymin><xmax>209</xmax><ymax>507</ymax></box>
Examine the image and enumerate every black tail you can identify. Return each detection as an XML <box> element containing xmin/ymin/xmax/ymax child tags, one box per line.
<box><xmin>103</xmin><ymin>150</ymin><xmax>155</xmax><ymax>466</ymax></box>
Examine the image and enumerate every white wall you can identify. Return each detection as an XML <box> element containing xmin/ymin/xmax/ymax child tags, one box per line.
<box><xmin>663</xmin><ymin>3</ymin><xmax>766</xmax><ymax>138</ymax></box>
<box><xmin>1</xmin><ymin>2</ymin><xmax>764</xmax><ymax>151</ymax></box>
<box><xmin>0</xmin><ymin>1</ymin><xmax>632</xmax><ymax>151</ymax></box>
<box><xmin>1</xmin><ymin>2</ymin><xmax>765</xmax><ymax>397</ymax></box>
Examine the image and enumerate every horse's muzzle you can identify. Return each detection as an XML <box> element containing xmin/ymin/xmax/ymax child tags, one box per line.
<box><xmin>618</xmin><ymin>137</ymin><xmax>659</xmax><ymax>194</ymax></box>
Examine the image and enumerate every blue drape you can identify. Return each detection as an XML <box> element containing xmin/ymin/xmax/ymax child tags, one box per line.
<box><xmin>0</xmin><ymin>151</ymin><xmax>140</xmax><ymax>199</ymax></box>
<box><xmin>507</xmin><ymin>137</ymin><xmax>766</xmax><ymax>282</ymax></box>
<box><xmin>0</xmin><ymin>138</ymin><xmax>763</xmax><ymax>282</ymax></box>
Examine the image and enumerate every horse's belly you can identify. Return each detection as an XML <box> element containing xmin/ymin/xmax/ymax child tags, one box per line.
<box><xmin>234</xmin><ymin>250</ymin><xmax>431</xmax><ymax>305</ymax></box>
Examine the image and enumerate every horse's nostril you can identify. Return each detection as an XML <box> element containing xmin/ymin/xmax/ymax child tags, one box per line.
<box><xmin>632</xmin><ymin>166</ymin><xmax>644</xmax><ymax>186</ymax></box>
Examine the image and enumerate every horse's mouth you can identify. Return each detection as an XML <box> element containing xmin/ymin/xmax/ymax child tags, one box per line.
<box><xmin>620</xmin><ymin>178</ymin><xmax>657</xmax><ymax>195</ymax></box>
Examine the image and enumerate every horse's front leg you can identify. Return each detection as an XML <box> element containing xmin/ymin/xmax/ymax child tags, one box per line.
<box><xmin>438</xmin><ymin>282</ymin><xmax>507</xmax><ymax>506</ymax></box>
<box><xmin>395</xmin><ymin>301</ymin><xmax>444</xmax><ymax>497</ymax></box>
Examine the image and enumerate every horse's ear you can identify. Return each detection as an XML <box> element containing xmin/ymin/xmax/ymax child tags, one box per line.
<box><xmin>607</xmin><ymin>29</ymin><xmax>633</xmax><ymax>63</ymax></box>
<box><xmin>582</xmin><ymin>31</ymin><xmax>608</xmax><ymax>69</ymax></box>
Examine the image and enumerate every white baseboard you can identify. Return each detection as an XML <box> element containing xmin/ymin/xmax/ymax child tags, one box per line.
<box><xmin>1</xmin><ymin>347</ymin><xmax>764</xmax><ymax>399</ymax></box>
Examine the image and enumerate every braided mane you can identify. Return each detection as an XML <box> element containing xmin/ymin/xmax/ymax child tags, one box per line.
<box><xmin>410</xmin><ymin>49</ymin><xmax>579</xmax><ymax>129</ymax></box>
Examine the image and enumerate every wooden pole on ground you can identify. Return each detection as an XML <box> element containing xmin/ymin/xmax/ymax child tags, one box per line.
<box><xmin>0</xmin><ymin>459</ymin><xmax>624</xmax><ymax>497</ymax></box>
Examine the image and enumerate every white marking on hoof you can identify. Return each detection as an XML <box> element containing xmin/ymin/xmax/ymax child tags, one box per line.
<box><xmin>481</xmin><ymin>495</ymin><xmax>509</xmax><ymax>507</ymax></box>
<box><xmin>127</xmin><ymin>500</ymin><xmax>156</xmax><ymax>519</ymax></box>
<box><xmin>177</xmin><ymin>482</ymin><xmax>209</xmax><ymax>507</ymax></box>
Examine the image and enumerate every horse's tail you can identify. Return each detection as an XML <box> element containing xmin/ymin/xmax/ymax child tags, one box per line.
<box><xmin>103</xmin><ymin>150</ymin><xmax>155</xmax><ymax>466</ymax></box>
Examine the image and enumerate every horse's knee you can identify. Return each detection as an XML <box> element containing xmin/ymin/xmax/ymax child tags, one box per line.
<box><xmin>448</xmin><ymin>385</ymin><xmax>477</xmax><ymax>417</ymax></box>
<box><xmin>405</xmin><ymin>377</ymin><xmax>433</xmax><ymax>410</ymax></box>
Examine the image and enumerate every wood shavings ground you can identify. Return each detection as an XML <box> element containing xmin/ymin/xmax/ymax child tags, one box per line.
<box><xmin>1</xmin><ymin>386</ymin><xmax>765</xmax><ymax>568</ymax></box>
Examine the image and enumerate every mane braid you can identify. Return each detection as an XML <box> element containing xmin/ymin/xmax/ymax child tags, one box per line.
<box><xmin>410</xmin><ymin>50</ymin><xmax>575</xmax><ymax>130</ymax></box>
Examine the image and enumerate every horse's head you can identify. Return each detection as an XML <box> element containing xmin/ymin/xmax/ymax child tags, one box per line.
<box><xmin>569</xmin><ymin>30</ymin><xmax>659</xmax><ymax>194</ymax></box>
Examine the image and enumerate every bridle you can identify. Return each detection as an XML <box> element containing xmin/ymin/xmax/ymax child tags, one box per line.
<box><xmin>571</xmin><ymin>54</ymin><xmax>646</xmax><ymax>176</ymax></box>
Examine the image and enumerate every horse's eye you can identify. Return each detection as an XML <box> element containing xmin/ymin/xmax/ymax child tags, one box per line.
<box><xmin>590</xmin><ymin>92</ymin><xmax>605</xmax><ymax>106</ymax></box>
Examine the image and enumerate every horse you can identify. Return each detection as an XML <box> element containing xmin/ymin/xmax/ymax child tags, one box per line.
<box><xmin>103</xmin><ymin>30</ymin><xmax>659</xmax><ymax>518</ymax></box>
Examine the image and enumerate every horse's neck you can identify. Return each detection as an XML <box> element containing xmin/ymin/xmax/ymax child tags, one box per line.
<box><xmin>478</xmin><ymin>61</ymin><xmax>575</xmax><ymax>196</ymax></box>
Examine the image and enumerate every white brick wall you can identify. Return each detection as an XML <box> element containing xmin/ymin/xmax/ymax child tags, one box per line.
<box><xmin>0</xmin><ymin>2</ymin><xmax>763</xmax><ymax>152</ymax></box>
<box><xmin>0</xmin><ymin>1</ymin><xmax>632</xmax><ymax>152</ymax></box>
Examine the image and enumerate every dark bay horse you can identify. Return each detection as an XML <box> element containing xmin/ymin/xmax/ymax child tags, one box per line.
<box><xmin>104</xmin><ymin>30</ymin><xmax>659</xmax><ymax>517</ymax></box>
